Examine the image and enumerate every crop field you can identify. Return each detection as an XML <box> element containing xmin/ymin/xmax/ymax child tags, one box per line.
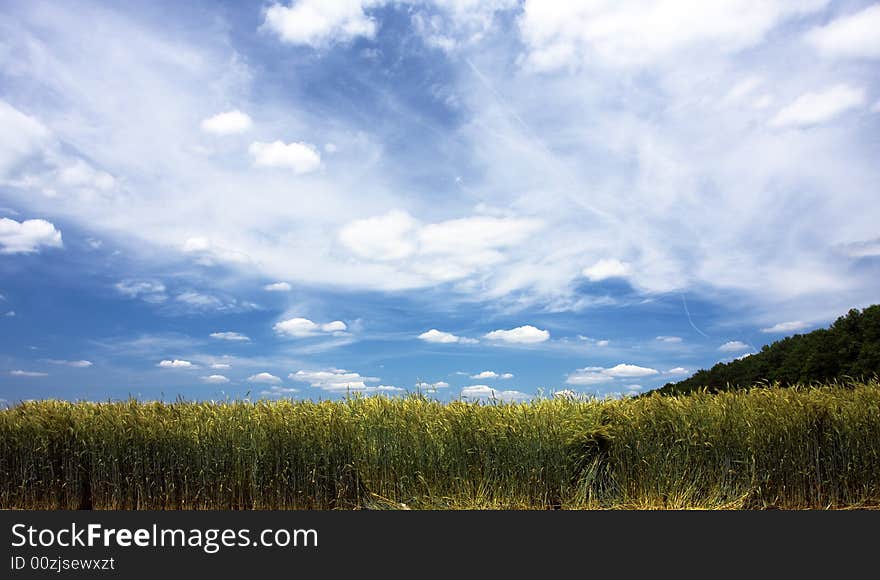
<box><xmin>2</xmin><ymin>380</ymin><xmax>879</xmax><ymax>510</ymax></box>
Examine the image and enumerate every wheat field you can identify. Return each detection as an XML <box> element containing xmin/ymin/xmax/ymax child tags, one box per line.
<box><xmin>1</xmin><ymin>380</ymin><xmax>879</xmax><ymax>509</ymax></box>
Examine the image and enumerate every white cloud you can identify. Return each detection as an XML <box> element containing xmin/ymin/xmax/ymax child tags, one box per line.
<box><xmin>289</xmin><ymin>368</ymin><xmax>400</xmax><ymax>393</ymax></box>
<box><xmin>321</xmin><ymin>320</ymin><xmax>347</xmax><ymax>332</ymax></box>
<box><xmin>210</xmin><ymin>363</ymin><xmax>231</xmax><ymax>370</ymax></box>
<box><xmin>416</xmin><ymin>380</ymin><xmax>449</xmax><ymax>390</ymax></box>
<box><xmin>200</xmin><ymin>110</ymin><xmax>253</xmax><ymax>135</ymax></box>
<box><xmin>719</xmin><ymin>341</ymin><xmax>750</xmax><ymax>352</ymax></box>
<box><xmin>181</xmin><ymin>237</ymin><xmax>251</xmax><ymax>266</ymax></box>
<box><xmin>770</xmin><ymin>84</ymin><xmax>866</xmax><ymax>128</ymax></box>
<box><xmin>175</xmin><ymin>291</ymin><xmax>222</xmax><ymax>308</ymax></box>
<box><xmin>418</xmin><ymin>329</ymin><xmax>465</xmax><ymax>344</ymax></box>
<box><xmin>46</xmin><ymin>359</ymin><xmax>93</xmax><ymax>368</ymax></box>
<box><xmin>249</xmin><ymin>140</ymin><xmax>321</xmax><ymax>174</ymax></box>
<box><xmin>260</xmin><ymin>385</ymin><xmax>300</xmax><ymax>397</ymax></box>
<box><xmin>338</xmin><ymin>210</ymin><xmax>541</xmax><ymax>281</ymax></box>
<box><xmin>582</xmin><ymin>259</ymin><xmax>629</xmax><ymax>282</ymax></box>
<box><xmin>460</xmin><ymin>385</ymin><xmax>530</xmax><ymax>401</ymax></box>
<box><xmin>201</xmin><ymin>374</ymin><xmax>230</xmax><ymax>384</ymax></box>
<box><xmin>338</xmin><ymin>210</ymin><xmax>419</xmax><ymax>261</ymax></box>
<box><xmin>248</xmin><ymin>372</ymin><xmax>282</xmax><ymax>384</ymax></box>
<box><xmin>484</xmin><ymin>325</ymin><xmax>550</xmax><ymax>344</ymax></box>
<box><xmin>10</xmin><ymin>369</ymin><xmax>48</xmax><ymax>377</ymax></box>
<box><xmin>262</xmin><ymin>1</ymin><xmax>380</xmax><ymax>47</ymax></box>
<box><xmin>517</xmin><ymin>0</ymin><xmax>828</xmax><ymax>71</ymax></box>
<box><xmin>724</xmin><ymin>76</ymin><xmax>764</xmax><ymax>103</ymax></box>
<box><xmin>470</xmin><ymin>370</ymin><xmax>513</xmax><ymax>380</ymax></box>
<box><xmin>174</xmin><ymin>292</ymin><xmax>257</xmax><ymax>313</ymax></box>
<box><xmin>158</xmin><ymin>359</ymin><xmax>194</xmax><ymax>368</ymax></box>
<box><xmin>115</xmin><ymin>280</ymin><xmax>167</xmax><ymax>303</ymax></box>
<box><xmin>0</xmin><ymin>218</ymin><xmax>63</xmax><ymax>254</ymax></box>
<box><xmin>0</xmin><ymin>100</ymin><xmax>51</xmax><ymax>175</ymax></box>
<box><xmin>57</xmin><ymin>159</ymin><xmax>116</xmax><ymax>192</ymax></box>
<box><xmin>264</xmin><ymin>281</ymin><xmax>292</xmax><ymax>292</ymax></box>
<box><xmin>577</xmin><ymin>336</ymin><xmax>609</xmax><ymax>347</ymax></box>
<box><xmin>273</xmin><ymin>317</ymin><xmax>347</xmax><ymax>338</ymax></box>
<box><xmin>3</xmin><ymin>311</ymin><xmax>15</xmax><ymax>317</ymax></box>
<box><xmin>761</xmin><ymin>320</ymin><xmax>809</xmax><ymax>333</ymax></box>
<box><xmin>565</xmin><ymin>367</ymin><xmax>610</xmax><ymax>385</ymax></box>
<box><xmin>210</xmin><ymin>331</ymin><xmax>251</xmax><ymax>342</ymax></box>
<box><xmin>841</xmin><ymin>237</ymin><xmax>880</xmax><ymax>258</ymax></box>
<box><xmin>656</xmin><ymin>335</ymin><xmax>683</xmax><ymax>343</ymax></box>
<box><xmin>603</xmin><ymin>363</ymin><xmax>659</xmax><ymax>378</ymax></box>
<box><xmin>666</xmin><ymin>367</ymin><xmax>690</xmax><ymax>375</ymax></box>
<box><xmin>566</xmin><ymin>363</ymin><xmax>659</xmax><ymax>384</ymax></box>
<box><xmin>805</xmin><ymin>4</ymin><xmax>880</xmax><ymax>60</ymax></box>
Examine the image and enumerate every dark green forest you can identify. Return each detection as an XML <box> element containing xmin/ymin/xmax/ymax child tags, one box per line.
<box><xmin>654</xmin><ymin>305</ymin><xmax>880</xmax><ymax>395</ymax></box>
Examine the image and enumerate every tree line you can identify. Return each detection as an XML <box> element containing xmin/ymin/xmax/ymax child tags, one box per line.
<box><xmin>655</xmin><ymin>305</ymin><xmax>880</xmax><ymax>395</ymax></box>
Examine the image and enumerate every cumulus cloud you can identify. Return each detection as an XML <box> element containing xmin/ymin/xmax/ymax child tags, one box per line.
<box><xmin>416</xmin><ymin>380</ymin><xmax>449</xmax><ymax>390</ymax></box>
<box><xmin>249</xmin><ymin>140</ymin><xmax>321</xmax><ymax>173</ymax></box>
<box><xmin>200</xmin><ymin>110</ymin><xmax>253</xmax><ymax>135</ymax></box>
<box><xmin>273</xmin><ymin>317</ymin><xmax>347</xmax><ymax>338</ymax></box>
<box><xmin>603</xmin><ymin>364</ymin><xmax>659</xmax><ymax>378</ymax></box>
<box><xmin>484</xmin><ymin>325</ymin><xmax>549</xmax><ymax>344</ymax></box>
<box><xmin>805</xmin><ymin>4</ymin><xmax>880</xmax><ymax>60</ymax></box>
<box><xmin>210</xmin><ymin>363</ymin><xmax>231</xmax><ymax>370</ymax></box>
<box><xmin>418</xmin><ymin>329</ymin><xmax>472</xmax><ymax>344</ymax></box>
<box><xmin>582</xmin><ymin>258</ymin><xmax>630</xmax><ymax>282</ymax></box>
<box><xmin>566</xmin><ymin>363</ymin><xmax>659</xmax><ymax>384</ymax></box>
<box><xmin>770</xmin><ymin>84</ymin><xmax>866</xmax><ymax>128</ymax></box>
<box><xmin>262</xmin><ymin>0</ymin><xmax>380</xmax><ymax>47</ymax></box>
<box><xmin>201</xmin><ymin>374</ymin><xmax>230</xmax><ymax>384</ymax></box>
<box><xmin>0</xmin><ymin>218</ymin><xmax>63</xmax><ymax>254</ymax></box>
<box><xmin>46</xmin><ymin>359</ymin><xmax>93</xmax><ymax>368</ymax></box>
<box><xmin>656</xmin><ymin>336</ymin><xmax>683</xmax><ymax>343</ymax></box>
<box><xmin>158</xmin><ymin>359</ymin><xmax>193</xmax><ymax>368</ymax></box>
<box><xmin>210</xmin><ymin>331</ymin><xmax>251</xmax><ymax>342</ymax></box>
<box><xmin>290</xmin><ymin>368</ymin><xmax>401</xmax><ymax>393</ymax></box>
<box><xmin>248</xmin><ymin>372</ymin><xmax>282</xmax><ymax>384</ymax></box>
<box><xmin>460</xmin><ymin>385</ymin><xmax>530</xmax><ymax>401</ymax></box>
<box><xmin>666</xmin><ymin>367</ymin><xmax>690</xmax><ymax>375</ymax></box>
<box><xmin>719</xmin><ymin>341</ymin><xmax>750</xmax><ymax>352</ymax></box>
<box><xmin>470</xmin><ymin>370</ymin><xmax>513</xmax><ymax>379</ymax></box>
<box><xmin>10</xmin><ymin>369</ymin><xmax>48</xmax><ymax>377</ymax></box>
<box><xmin>761</xmin><ymin>321</ymin><xmax>809</xmax><ymax>333</ymax></box>
<box><xmin>264</xmin><ymin>282</ymin><xmax>292</xmax><ymax>292</ymax></box>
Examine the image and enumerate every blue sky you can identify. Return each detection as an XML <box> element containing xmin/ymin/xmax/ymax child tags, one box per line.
<box><xmin>1</xmin><ymin>0</ymin><xmax>879</xmax><ymax>404</ymax></box>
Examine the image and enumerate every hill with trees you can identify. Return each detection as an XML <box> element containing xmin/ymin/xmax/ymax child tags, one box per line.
<box><xmin>654</xmin><ymin>305</ymin><xmax>880</xmax><ymax>395</ymax></box>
